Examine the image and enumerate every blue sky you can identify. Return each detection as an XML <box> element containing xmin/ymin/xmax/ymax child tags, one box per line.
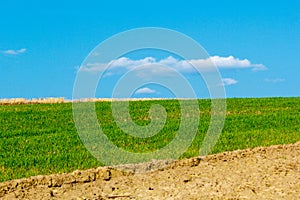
<box><xmin>0</xmin><ymin>0</ymin><xmax>299</xmax><ymax>99</ymax></box>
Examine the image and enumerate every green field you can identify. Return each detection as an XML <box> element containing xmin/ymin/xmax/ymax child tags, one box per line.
<box><xmin>0</xmin><ymin>97</ymin><xmax>299</xmax><ymax>182</ymax></box>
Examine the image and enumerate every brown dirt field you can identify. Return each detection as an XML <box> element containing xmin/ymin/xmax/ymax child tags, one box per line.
<box><xmin>1</xmin><ymin>142</ymin><xmax>299</xmax><ymax>200</ymax></box>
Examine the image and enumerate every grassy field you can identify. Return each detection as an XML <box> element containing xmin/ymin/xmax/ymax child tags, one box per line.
<box><xmin>0</xmin><ymin>97</ymin><xmax>299</xmax><ymax>182</ymax></box>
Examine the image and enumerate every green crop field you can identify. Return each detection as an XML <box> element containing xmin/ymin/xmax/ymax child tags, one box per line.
<box><xmin>0</xmin><ymin>97</ymin><xmax>299</xmax><ymax>182</ymax></box>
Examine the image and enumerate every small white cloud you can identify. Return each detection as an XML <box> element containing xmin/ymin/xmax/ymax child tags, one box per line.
<box><xmin>251</xmin><ymin>64</ymin><xmax>267</xmax><ymax>71</ymax></box>
<box><xmin>91</xmin><ymin>52</ymin><xmax>100</xmax><ymax>57</ymax></box>
<box><xmin>17</xmin><ymin>48</ymin><xmax>26</xmax><ymax>53</ymax></box>
<box><xmin>189</xmin><ymin>55</ymin><xmax>266</xmax><ymax>71</ymax></box>
<box><xmin>135</xmin><ymin>87</ymin><xmax>156</xmax><ymax>94</ymax></box>
<box><xmin>221</xmin><ymin>78</ymin><xmax>238</xmax><ymax>86</ymax></box>
<box><xmin>210</xmin><ymin>55</ymin><xmax>267</xmax><ymax>71</ymax></box>
<box><xmin>2</xmin><ymin>48</ymin><xmax>26</xmax><ymax>55</ymax></box>
<box><xmin>80</xmin><ymin>57</ymin><xmax>156</xmax><ymax>72</ymax></box>
<box><xmin>264</xmin><ymin>78</ymin><xmax>285</xmax><ymax>83</ymax></box>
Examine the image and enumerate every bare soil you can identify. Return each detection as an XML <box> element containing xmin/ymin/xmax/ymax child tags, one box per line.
<box><xmin>1</xmin><ymin>142</ymin><xmax>299</xmax><ymax>199</ymax></box>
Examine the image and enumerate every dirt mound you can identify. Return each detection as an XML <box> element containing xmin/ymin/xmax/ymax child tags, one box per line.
<box><xmin>1</xmin><ymin>142</ymin><xmax>299</xmax><ymax>199</ymax></box>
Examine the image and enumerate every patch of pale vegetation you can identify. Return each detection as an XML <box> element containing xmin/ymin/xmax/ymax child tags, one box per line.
<box><xmin>0</xmin><ymin>97</ymin><xmax>184</xmax><ymax>105</ymax></box>
<box><xmin>0</xmin><ymin>98</ymin><xmax>68</xmax><ymax>105</ymax></box>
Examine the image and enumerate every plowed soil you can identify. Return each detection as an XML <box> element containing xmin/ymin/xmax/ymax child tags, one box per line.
<box><xmin>1</xmin><ymin>142</ymin><xmax>299</xmax><ymax>199</ymax></box>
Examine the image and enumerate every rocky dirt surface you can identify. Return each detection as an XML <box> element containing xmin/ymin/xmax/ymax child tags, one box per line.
<box><xmin>1</xmin><ymin>141</ymin><xmax>299</xmax><ymax>199</ymax></box>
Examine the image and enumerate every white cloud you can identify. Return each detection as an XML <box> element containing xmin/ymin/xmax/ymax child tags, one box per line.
<box><xmin>2</xmin><ymin>48</ymin><xmax>26</xmax><ymax>55</ymax></box>
<box><xmin>264</xmin><ymin>78</ymin><xmax>285</xmax><ymax>83</ymax></box>
<box><xmin>135</xmin><ymin>87</ymin><xmax>156</xmax><ymax>94</ymax></box>
<box><xmin>220</xmin><ymin>78</ymin><xmax>238</xmax><ymax>86</ymax></box>
<box><xmin>205</xmin><ymin>55</ymin><xmax>266</xmax><ymax>71</ymax></box>
<box><xmin>80</xmin><ymin>55</ymin><xmax>266</xmax><ymax>73</ymax></box>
